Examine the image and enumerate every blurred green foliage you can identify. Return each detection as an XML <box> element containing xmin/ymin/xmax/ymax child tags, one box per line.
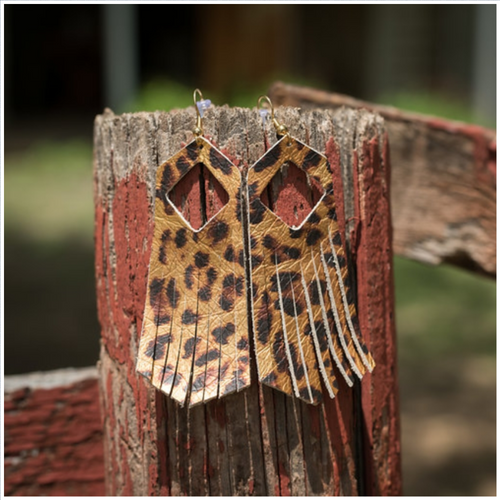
<box><xmin>5</xmin><ymin>139</ymin><xmax>94</xmax><ymax>244</ymax></box>
<box><xmin>377</xmin><ymin>90</ymin><xmax>495</xmax><ymax>129</ymax></box>
<box><xmin>377</xmin><ymin>91</ymin><xmax>476</xmax><ymax>123</ymax></box>
<box><xmin>124</xmin><ymin>78</ymin><xmax>496</xmax><ymax>131</ymax></box>
<box><xmin>124</xmin><ymin>74</ymin><xmax>326</xmax><ymax>112</ymax></box>
<box><xmin>394</xmin><ymin>257</ymin><xmax>495</xmax><ymax>360</ymax></box>
<box><xmin>5</xmin><ymin>138</ymin><xmax>92</xmax><ymax>173</ymax></box>
<box><xmin>124</xmin><ymin>79</ymin><xmax>195</xmax><ymax>113</ymax></box>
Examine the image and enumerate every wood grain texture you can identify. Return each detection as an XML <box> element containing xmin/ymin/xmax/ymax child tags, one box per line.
<box><xmin>94</xmin><ymin>105</ymin><xmax>401</xmax><ymax>495</ymax></box>
<box><xmin>269</xmin><ymin>81</ymin><xmax>496</xmax><ymax>278</ymax></box>
<box><xmin>4</xmin><ymin>369</ymin><xmax>105</xmax><ymax>496</ymax></box>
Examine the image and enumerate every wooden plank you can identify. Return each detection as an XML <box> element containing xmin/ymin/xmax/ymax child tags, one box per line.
<box><xmin>205</xmin><ymin>399</ymin><xmax>232</xmax><ymax>495</ymax></box>
<box><xmin>269</xmin><ymin>81</ymin><xmax>496</xmax><ymax>278</ymax></box>
<box><xmin>93</xmin><ymin>105</ymin><xmax>400</xmax><ymax>494</ymax></box>
<box><xmin>4</xmin><ymin>368</ymin><xmax>105</xmax><ymax>496</ymax></box>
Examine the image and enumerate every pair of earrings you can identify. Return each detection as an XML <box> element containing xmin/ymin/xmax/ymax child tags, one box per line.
<box><xmin>136</xmin><ymin>90</ymin><xmax>375</xmax><ymax>408</ymax></box>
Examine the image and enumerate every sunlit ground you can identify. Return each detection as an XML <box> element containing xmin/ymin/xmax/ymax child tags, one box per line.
<box><xmin>4</xmin><ymin>85</ymin><xmax>496</xmax><ymax>495</ymax></box>
<box><xmin>395</xmin><ymin>258</ymin><xmax>495</xmax><ymax>496</ymax></box>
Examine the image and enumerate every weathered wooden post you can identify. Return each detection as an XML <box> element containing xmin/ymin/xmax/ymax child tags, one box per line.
<box><xmin>94</xmin><ymin>105</ymin><xmax>401</xmax><ymax>495</ymax></box>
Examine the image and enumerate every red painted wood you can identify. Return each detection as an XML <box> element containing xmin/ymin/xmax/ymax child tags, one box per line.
<box><xmin>203</xmin><ymin>160</ymin><xmax>230</xmax><ymax>217</ymax></box>
<box><xmin>355</xmin><ymin>134</ymin><xmax>402</xmax><ymax>495</ymax></box>
<box><xmin>96</xmin><ymin>170</ymin><xmax>163</xmax><ymax>495</ymax></box>
<box><xmin>263</xmin><ymin>160</ymin><xmax>322</xmax><ymax>227</ymax></box>
<box><xmin>4</xmin><ymin>378</ymin><xmax>105</xmax><ymax>496</ymax></box>
<box><xmin>169</xmin><ymin>164</ymin><xmax>205</xmax><ymax>230</ymax></box>
<box><xmin>94</xmin><ymin>107</ymin><xmax>400</xmax><ymax>495</ymax></box>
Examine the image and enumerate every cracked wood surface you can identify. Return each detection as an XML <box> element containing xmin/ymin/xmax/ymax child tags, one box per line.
<box><xmin>4</xmin><ymin>369</ymin><xmax>105</xmax><ymax>496</ymax></box>
<box><xmin>93</xmin><ymin>105</ymin><xmax>401</xmax><ymax>495</ymax></box>
<box><xmin>269</xmin><ymin>81</ymin><xmax>496</xmax><ymax>278</ymax></box>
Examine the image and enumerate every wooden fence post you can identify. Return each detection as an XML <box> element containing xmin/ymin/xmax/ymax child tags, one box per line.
<box><xmin>94</xmin><ymin>105</ymin><xmax>401</xmax><ymax>495</ymax></box>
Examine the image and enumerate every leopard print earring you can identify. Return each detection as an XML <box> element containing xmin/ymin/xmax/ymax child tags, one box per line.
<box><xmin>137</xmin><ymin>93</ymin><xmax>375</xmax><ymax>408</ymax></box>
<box><xmin>245</xmin><ymin>96</ymin><xmax>375</xmax><ymax>405</ymax></box>
<box><xmin>136</xmin><ymin>90</ymin><xmax>251</xmax><ymax>407</ymax></box>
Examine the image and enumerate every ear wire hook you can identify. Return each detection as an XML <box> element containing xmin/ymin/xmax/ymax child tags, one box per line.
<box><xmin>258</xmin><ymin>95</ymin><xmax>292</xmax><ymax>145</ymax></box>
<box><xmin>193</xmin><ymin>89</ymin><xmax>211</xmax><ymax>145</ymax></box>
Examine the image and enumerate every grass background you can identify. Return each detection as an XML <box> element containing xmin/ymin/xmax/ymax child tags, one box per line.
<box><xmin>4</xmin><ymin>80</ymin><xmax>495</xmax><ymax>495</ymax></box>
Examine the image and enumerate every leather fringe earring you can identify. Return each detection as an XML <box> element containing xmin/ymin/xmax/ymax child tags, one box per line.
<box><xmin>136</xmin><ymin>90</ymin><xmax>251</xmax><ymax>407</ymax></box>
<box><xmin>137</xmin><ymin>93</ymin><xmax>374</xmax><ymax>408</ymax></box>
<box><xmin>245</xmin><ymin>96</ymin><xmax>375</xmax><ymax>405</ymax></box>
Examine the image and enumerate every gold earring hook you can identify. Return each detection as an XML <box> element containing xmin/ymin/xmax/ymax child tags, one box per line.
<box><xmin>193</xmin><ymin>88</ymin><xmax>204</xmax><ymax>138</ymax></box>
<box><xmin>258</xmin><ymin>95</ymin><xmax>291</xmax><ymax>143</ymax></box>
